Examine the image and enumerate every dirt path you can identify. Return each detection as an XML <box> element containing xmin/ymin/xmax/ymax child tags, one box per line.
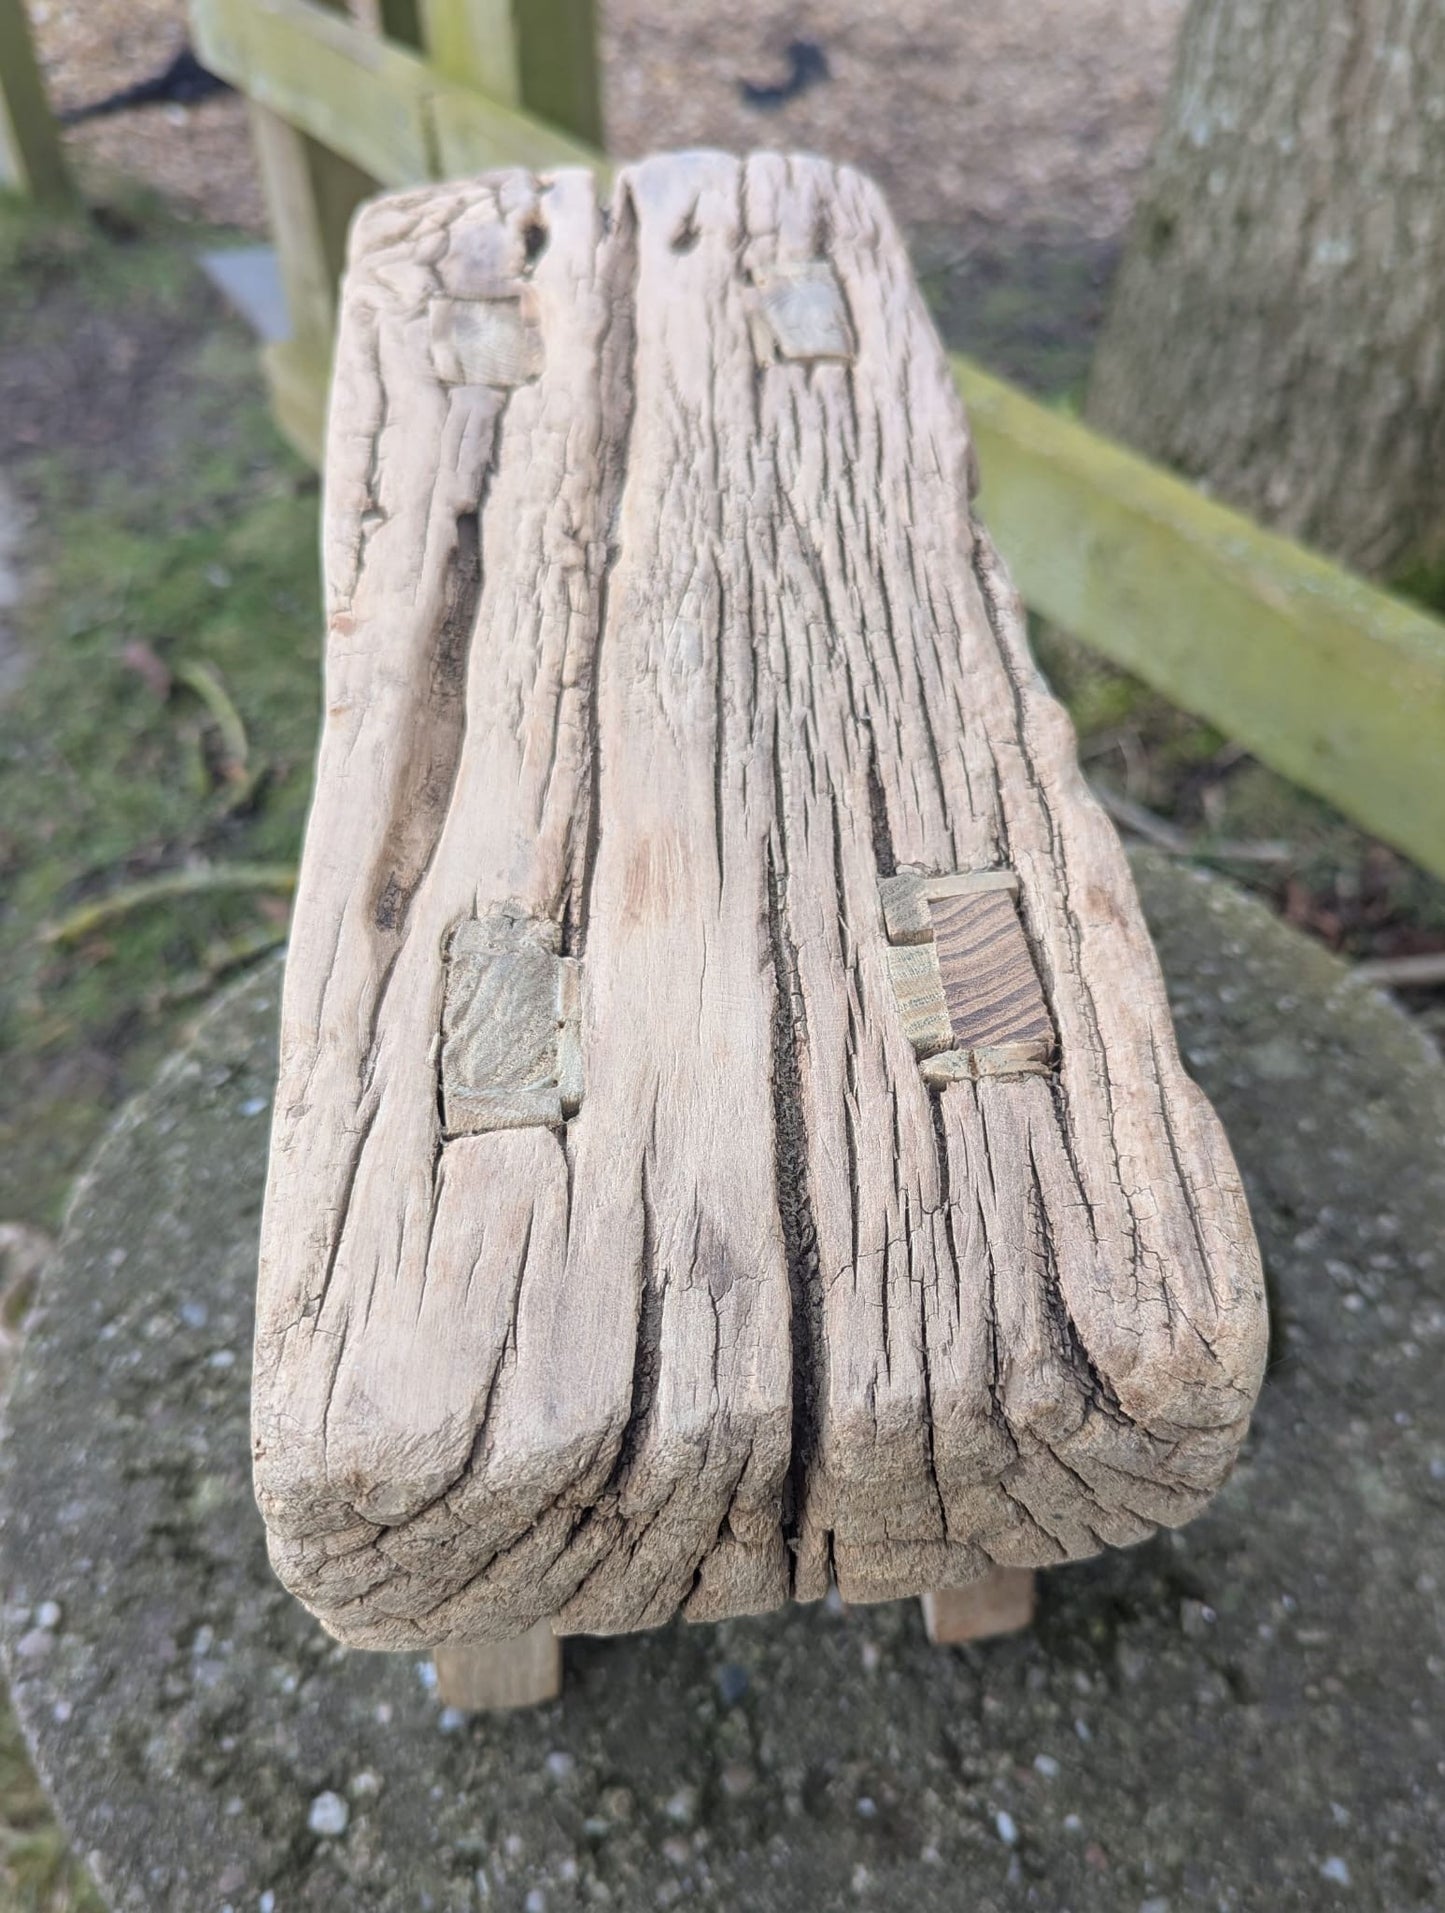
<box><xmin>31</xmin><ymin>0</ymin><xmax>1186</xmax><ymax>256</ymax></box>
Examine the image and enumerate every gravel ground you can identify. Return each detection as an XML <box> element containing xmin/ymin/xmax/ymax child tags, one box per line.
<box><xmin>25</xmin><ymin>0</ymin><xmax>265</xmax><ymax>228</ymax></box>
<box><xmin>27</xmin><ymin>0</ymin><xmax>1185</xmax><ymax>253</ymax></box>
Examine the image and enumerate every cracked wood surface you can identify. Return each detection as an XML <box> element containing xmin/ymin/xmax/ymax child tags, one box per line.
<box><xmin>255</xmin><ymin>151</ymin><xmax>1268</xmax><ymax>1649</ymax></box>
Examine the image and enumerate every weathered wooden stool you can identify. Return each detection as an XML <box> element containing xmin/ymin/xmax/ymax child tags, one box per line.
<box><xmin>255</xmin><ymin>151</ymin><xmax>1268</xmax><ymax>1709</ymax></box>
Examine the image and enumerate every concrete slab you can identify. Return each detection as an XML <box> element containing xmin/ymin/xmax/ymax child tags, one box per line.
<box><xmin>199</xmin><ymin>246</ymin><xmax>290</xmax><ymax>345</ymax></box>
<box><xmin>2</xmin><ymin>853</ymin><xmax>1443</xmax><ymax>1912</ymax></box>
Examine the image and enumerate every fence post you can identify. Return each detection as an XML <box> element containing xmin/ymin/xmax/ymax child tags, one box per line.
<box><xmin>0</xmin><ymin>0</ymin><xmax>73</xmax><ymax>207</ymax></box>
<box><xmin>422</xmin><ymin>0</ymin><xmax>602</xmax><ymax>145</ymax></box>
<box><xmin>249</xmin><ymin>0</ymin><xmax>602</xmax><ymax>462</ymax></box>
<box><xmin>248</xmin><ymin>101</ymin><xmax>373</xmax><ymax>461</ymax></box>
<box><xmin>249</xmin><ymin>0</ymin><xmax>428</xmax><ymax>463</ymax></box>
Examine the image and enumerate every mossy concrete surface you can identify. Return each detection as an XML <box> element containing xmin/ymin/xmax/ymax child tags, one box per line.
<box><xmin>0</xmin><ymin>854</ymin><xmax>1442</xmax><ymax>1913</ymax></box>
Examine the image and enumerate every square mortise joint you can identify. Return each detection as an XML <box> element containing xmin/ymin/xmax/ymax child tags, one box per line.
<box><xmin>880</xmin><ymin>867</ymin><xmax>1019</xmax><ymax>944</ymax></box>
<box><xmin>882</xmin><ymin>870</ymin><xmax>1054</xmax><ymax>1079</ymax></box>
<box><xmin>749</xmin><ymin>260</ymin><xmax>854</xmax><ymax>365</ymax></box>
<box><xmin>430</xmin><ymin>293</ymin><xmax>543</xmax><ymax>388</ymax></box>
<box><xmin>440</xmin><ymin>909</ymin><xmax>581</xmax><ymax>1134</ymax></box>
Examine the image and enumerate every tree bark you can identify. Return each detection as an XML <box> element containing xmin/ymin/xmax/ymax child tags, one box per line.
<box><xmin>1088</xmin><ymin>0</ymin><xmax>1445</xmax><ymax>580</ymax></box>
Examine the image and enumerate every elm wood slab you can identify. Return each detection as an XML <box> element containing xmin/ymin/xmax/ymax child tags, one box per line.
<box><xmin>255</xmin><ymin>151</ymin><xmax>1268</xmax><ymax>1651</ymax></box>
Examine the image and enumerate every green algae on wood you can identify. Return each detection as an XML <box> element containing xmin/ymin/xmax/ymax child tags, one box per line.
<box><xmin>190</xmin><ymin>0</ymin><xmax>605</xmax><ymax>190</ymax></box>
<box><xmin>954</xmin><ymin>357</ymin><xmax>1445</xmax><ymax>880</ymax></box>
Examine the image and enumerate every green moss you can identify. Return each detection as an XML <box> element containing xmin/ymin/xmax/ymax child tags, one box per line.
<box><xmin>1393</xmin><ymin>549</ymin><xmax>1445</xmax><ymax>619</ymax></box>
<box><xmin>0</xmin><ymin>187</ymin><xmax>224</xmax><ymax>339</ymax></box>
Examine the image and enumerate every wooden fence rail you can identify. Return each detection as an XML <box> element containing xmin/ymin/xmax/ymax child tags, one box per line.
<box><xmin>0</xmin><ymin>0</ymin><xmax>1405</xmax><ymax>882</ymax></box>
<box><xmin>956</xmin><ymin>364</ymin><xmax>1445</xmax><ymax>878</ymax></box>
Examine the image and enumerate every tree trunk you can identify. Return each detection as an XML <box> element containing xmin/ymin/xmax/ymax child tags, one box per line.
<box><xmin>1088</xmin><ymin>0</ymin><xmax>1445</xmax><ymax>581</ymax></box>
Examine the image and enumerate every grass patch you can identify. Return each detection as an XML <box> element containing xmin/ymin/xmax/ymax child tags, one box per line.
<box><xmin>0</xmin><ymin>193</ymin><xmax>321</xmax><ymax>1232</ymax></box>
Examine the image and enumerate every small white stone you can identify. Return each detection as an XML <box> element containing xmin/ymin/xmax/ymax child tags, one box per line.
<box><xmin>1033</xmin><ymin>1754</ymin><xmax>1060</xmax><ymax>1779</ymax></box>
<box><xmin>663</xmin><ymin>1788</ymin><xmax>697</xmax><ymax>1827</ymax></box>
<box><xmin>1074</xmin><ymin>1717</ymin><xmax>1092</xmax><ymax>1742</ymax></box>
<box><xmin>438</xmin><ymin>1706</ymin><xmax>467</xmax><ymax>1733</ymax></box>
<box><xmin>15</xmin><ymin>1628</ymin><xmax>54</xmax><ymax>1661</ymax></box>
<box><xmin>35</xmin><ymin>1601</ymin><xmax>62</xmax><ymax>1630</ymax></box>
<box><xmin>307</xmin><ymin>1791</ymin><xmax>349</xmax><ymax>1838</ymax></box>
<box><xmin>259</xmin><ymin>1894</ymin><xmax>276</xmax><ymax>1913</ymax></box>
<box><xmin>52</xmin><ymin>1700</ymin><xmax>72</xmax><ymax>1724</ymax></box>
<box><xmin>350</xmin><ymin>1770</ymin><xmax>383</xmax><ymax>1798</ymax></box>
<box><xmin>525</xmin><ymin>1890</ymin><xmax>547</xmax><ymax>1913</ymax></box>
<box><xmin>995</xmin><ymin>1810</ymin><xmax>1019</xmax><ymax>1847</ymax></box>
<box><xmin>544</xmin><ymin>1750</ymin><xmax>575</xmax><ymax>1782</ymax></box>
<box><xmin>860</xmin><ymin>1639</ymin><xmax>881</xmax><ymax>1674</ymax></box>
<box><xmin>856</xmin><ymin>1796</ymin><xmax>877</xmax><ymax>1818</ymax></box>
<box><xmin>208</xmin><ymin>1349</ymin><xmax>237</xmax><ymax>1370</ymax></box>
<box><xmin>1320</xmin><ymin>1857</ymin><xmax>1351</xmax><ymax>1886</ymax></box>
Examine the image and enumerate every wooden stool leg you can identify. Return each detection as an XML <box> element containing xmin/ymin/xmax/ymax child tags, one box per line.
<box><xmin>433</xmin><ymin>1620</ymin><xmax>562</xmax><ymax>1710</ymax></box>
<box><xmin>921</xmin><ymin>1568</ymin><xmax>1036</xmax><ymax>1644</ymax></box>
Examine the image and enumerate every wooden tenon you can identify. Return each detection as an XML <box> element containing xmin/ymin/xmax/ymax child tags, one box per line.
<box><xmin>254</xmin><ymin>152</ymin><xmax>1268</xmax><ymax>1699</ymax></box>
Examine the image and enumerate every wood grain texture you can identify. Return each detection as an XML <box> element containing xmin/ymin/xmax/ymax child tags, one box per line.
<box><xmin>255</xmin><ymin>152</ymin><xmax>1268</xmax><ymax>1649</ymax></box>
<box><xmin>930</xmin><ymin>888</ymin><xmax>1053</xmax><ymax>1057</ymax></box>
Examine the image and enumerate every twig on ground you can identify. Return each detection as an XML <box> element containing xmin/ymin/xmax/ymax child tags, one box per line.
<box><xmin>1352</xmin><ymin>952</ymin><xmax>1445</xmax><ymax>990</ymax></box>
<box><xmin>1078</xmin><ymin>726</ymin><xmax>1149</xmax><ymax>800</ymax></box>
<box><xmin>40</xmin><ymin>863</ymin><xmax>297</xmax><ymax>945</ymax></box>
<box><xmin>143</xmin><ymin>922</ymin><xmax>288</xmax><ymax>1012</ymax></box>
<box><xmin>172</xmin><ymin>657</ymin><xmax>250</xmax><ymax>775</ymax></box>
<box><xmin>1091</xmin><ymin>783</ymin><xmax>1192</xmax><ymax>853</ymax></box>
<box><xmin>1090</xmin><ymin>782</ymin><xmax>1294</xmax><ymax>866</ymax></box>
